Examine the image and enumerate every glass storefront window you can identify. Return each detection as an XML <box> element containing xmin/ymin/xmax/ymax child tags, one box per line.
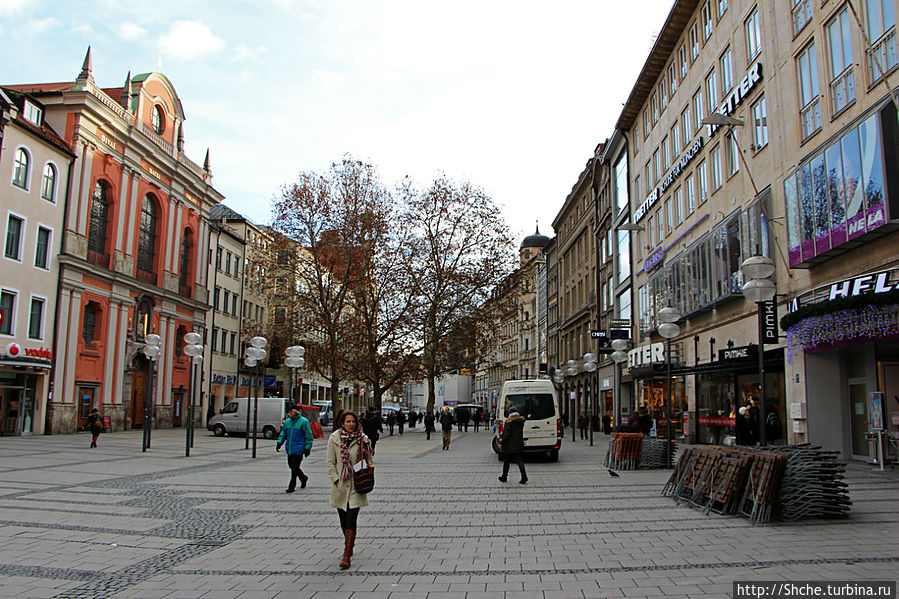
<box><xmin>785</xmin><ymin>110</ymin><xmax>892</xmax><ymax>265</ymax></box>
<box><xmin>638</xmin><ymin>376</ymin><xmax>686</xmax><ymax>439</ymax></box>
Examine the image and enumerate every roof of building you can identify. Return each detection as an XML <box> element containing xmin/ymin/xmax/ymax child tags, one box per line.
<box><xmin>521</xmin><ymin>226</ymin><xmax>551</xmax><ymax>250</ymax></box>
<box><xmin>615</xmin><ymin>0</ymin><xmax>699</xmax><ymax>132</ymax></box>
<box><xmin>0</xmin><ymin>87</ymin><xmax>75</xmax><ymax>156</ymax></box>
<box><xmin>209</xmin><ymin>203</ymin><xmax>246</xmax><ymax>222</ymax></box>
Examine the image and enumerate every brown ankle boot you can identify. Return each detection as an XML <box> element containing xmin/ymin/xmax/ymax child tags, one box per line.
<box><xmin>339</xmin><ymin>530</ymin><xmax>353</xmax><ymax>569</ymax></box>
<box><xmin>347</xmin><ymin>529</ymin><xmax>355</xmax><ymax>557</ymax></box>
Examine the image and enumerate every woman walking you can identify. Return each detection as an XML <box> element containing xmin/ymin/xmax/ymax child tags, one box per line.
<box><xmin>327</xmin><ymin>410</ymin><xmax>374</xmax><ymax>569</ymax></box>
<box><xmin>88</xmin><ymin>408</ymin><xmax>104</xmax><ymax>448</ymax></box>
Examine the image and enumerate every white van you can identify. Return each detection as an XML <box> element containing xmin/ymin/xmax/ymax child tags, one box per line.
<box><xmin>491</xmin><ymin>379</ymin><xmax>562</xmax><ymax>461</ymax></box>
<box><xmin>207</xmin><ymin>397</ymin><xmax>290</xmax><ymax>439</ymax></box>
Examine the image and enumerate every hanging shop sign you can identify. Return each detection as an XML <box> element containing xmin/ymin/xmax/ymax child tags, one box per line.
<box><xmin>760</xmin><ymin>298</ymin><xmax>778</xmax><ymax>344</ymax></box>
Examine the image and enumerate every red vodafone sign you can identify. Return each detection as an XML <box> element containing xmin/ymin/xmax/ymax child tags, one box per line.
<box><xmin>6</xmin><ymin>342</ymin><xmax>22</xmax><ymax>357</ymax></box>
<box><xmin>4</xmin><ymin>343</ymin><xmax>52</xmax><ymax>361</ymax></box>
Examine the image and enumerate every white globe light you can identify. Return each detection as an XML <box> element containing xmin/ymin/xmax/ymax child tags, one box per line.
<box><xmin>250</xmin><ymin>336</ymin><xmax>268</xmax><ymax>349</ymax></box>
<box><xmin>191</xmin><ymin>356</ymin><xmax>203</xmax><ymax>364</ymax></box>
<box><xmin>567</xmin><ymin>367</ymin><xmax>579</xmax><ymax>376</ymax></box>
<box><xmin>244</xmin><ymin>357</ymin><xmax>258</xmax><ymax>367</ymax></box>
<box><xmin>296</xmin><ymin>357</ymin><xmax>305</xmax><ymax>368</ymax></box>
<box><xmin>658</xmin><ymin>307</ymin><xmax>681</xmax><ymax>324</ymax></box>
<box><xmin>611</xmin><ymin>350</ymin><xmax>629</xmax><ymax>363</ymax></box>
<box><xmin>658</xmin><ymin>322</ymin><xmax>681</xmax><ymax>339</ymax></box>
<box><xmin>566</xmin><ymin>359</ymin><xmax>578</xmax><ymax>369</ymax></box>
<box><xmin>285</xmin><ymin>345</ymin><xmax>305</xmax><ymax>358</ymax></box>
<box><xmin>247</xmin><ymin>347</ymin><xmax>266</xmax><ymax>361</ymax></box>
<box><xmin>184</xmin><ymin>332</ymin><xmax>202</xmax><ymax>345</ymax></box>
<box><xmin>741</xmin><ymin>255</ymin><xmax>775</xmax><ymax>280</ymax></box>
<box><xmin>742</xmin><ymin>278</ymin><xmax>776</xmax><ymax>303</ymax></box>
<box><xmin>184</xmin><ymin>344</ymin><xmax>203</xmax><ymax>357</ymax></box>
<box><xmin>284</xmin><ymin>356</ymin><xmax>302</xmax><ymax>368</ymax></box>
<box><xmin>143</xmin><ymin>345</ymin><xmax>160</xmax><ymax>360</ymax></box>
<box><xmin>145</xmin><ymin>333</ymin><xmax>161</xmax><ymax>347</ymax></box>
<box><xmin>582</xmin><ymin>353</ymin><xmax>597</xmax><ymax>363</ymax></box>
<box><xmin>610</xmin><ymin>339</ymin><xmax>630</xmax><ymax>351</ymax></box>
<box><xmin>583</xmin><ymin>361</ymin><xmax>597</xmax><ymax>372</ymax></box>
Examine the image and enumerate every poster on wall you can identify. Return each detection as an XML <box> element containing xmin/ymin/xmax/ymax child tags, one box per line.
<box><xmin>869</xmin><ymin>392</ymin><xmax>885</xmax><ymax>431</ymax></box>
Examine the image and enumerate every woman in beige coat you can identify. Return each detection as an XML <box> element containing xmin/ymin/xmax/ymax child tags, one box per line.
<box><xmin>327</xmin><ymin>410</ymin><xmax>374</xmax><ymax>569</ymax></box>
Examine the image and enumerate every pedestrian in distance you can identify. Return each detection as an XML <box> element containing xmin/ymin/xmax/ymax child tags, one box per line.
<box><xmin>386</xmin><ymin>411</ymin><xmax>396</xmax><ymax>436</ymax></box>
<box><xmin>423</xmin><ymin>410</ymin><xmax>435</xmax><ymax>440</ymax></box>
<box><xmin>276</xmin><ymin>405</ymin><xmax>314</xmax><ymax>493</ymax></box>
<box><xmin>397</xmin><ymin>409</ymin><xmax>406</xmax><ymax>435</ymax></box>
<box><xmin>578</xmin><ymin>412</ymin><xmax>589</xmax><ymax>440</ymax></box>
<box><xmin>327</xmin><ymin>410</ymin><xmax>374</xmax><ymax>570</ymax></box>
<box><xmin>472</xmin><ymin>410</ymin><xmax>481</xmax><ymax>432</ymax></box>
<box><xmin>408</xmin><ymin>410</ymin><xmax>417</xmax><ymax>429</ymax></box>
<box><xmin>439</xmin><ymin>408</ymin><xmax>454</xmax><ymax>450</ymax></box>
<box><xmin>88</xmin><ymin>408</ymin><xmax>104</xmax><ymax>448</ymax></box>
<box><xmin>498</xmin><ymin>409</ymin><xmax>528</xmax><ymax>484</ymax></box>
<box><xmin>361</xmin><ymin>407</ymin><xmax>383</xmax><ymax>452</ymax></box>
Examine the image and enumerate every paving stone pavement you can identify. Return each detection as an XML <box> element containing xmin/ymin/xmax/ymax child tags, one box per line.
<box><xmin>0</xmin><ymin>424</ymin><xmax>897</xmax><ymax>599</ymax></box>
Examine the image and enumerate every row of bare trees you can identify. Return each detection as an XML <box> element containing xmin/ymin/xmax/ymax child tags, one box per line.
<box><xmin>261</xmin><ymin>158</ymin><xmax>516</xmax><ymax>416</ymax></box>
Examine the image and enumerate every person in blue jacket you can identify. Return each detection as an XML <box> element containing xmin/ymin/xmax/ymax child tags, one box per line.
<box><xmin>276</xmin><ymin>405</ymin><xmax>314</xmax><ymax>493</ymax></box>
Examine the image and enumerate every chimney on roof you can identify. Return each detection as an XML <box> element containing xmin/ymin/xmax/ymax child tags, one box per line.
<box><xmin>121</xmin><ymin>71</ymin><xmax>132</xmax><ymax>111</ymax></box>
<box><xmin>77</xmin><ymin>46</ymin><xmax>94</xmax><ymax>83</ymax></box>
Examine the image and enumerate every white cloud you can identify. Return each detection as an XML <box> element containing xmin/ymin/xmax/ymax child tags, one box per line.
<box><xmin>158</xmin><ymin>20</ymin><xmax>225</xmax><ymax>59</ymax></box>
<box><xmin>311</xmin><ymin>69</ymin><xmax>344</xmax><ymax>94</ymax></box>
<box><xmin>231</xmin><ymin>43</ymin><xmax>268</xmax><ymax>63</ymax></box>
<box><xmin>0</xmin><ymin>0</ymin><xmax>28</xmax><ymax>17</ymax></box>
<box><xmin>26</xmin><ymin>17</ymin><xmax>59</xmax><ymax>34</ymax></box>
<box><xmin>118</xmin><ymin>22</ymin><xmax>146</xmax><ymax>40</ymax></box>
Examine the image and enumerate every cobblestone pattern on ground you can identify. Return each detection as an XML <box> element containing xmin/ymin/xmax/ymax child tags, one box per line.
<box><xmin>0</xmin><ymin>427</ymin><xmax>897</xmax><ymax>598</ymax></box>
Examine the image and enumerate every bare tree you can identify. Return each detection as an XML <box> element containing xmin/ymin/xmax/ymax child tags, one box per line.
<box><xmin>402</xmin><ymin>177</ymin><xmax>516</xmax><ymax>413</ymax></box>
<box><xmin>270</xmin><ymin>158</ymin><xmax>384</xmax><ymax>419</ymax></box>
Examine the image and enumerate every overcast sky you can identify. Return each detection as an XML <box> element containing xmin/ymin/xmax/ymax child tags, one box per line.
<box><xmin>0</xmin><ymin>0</ymin><xmax>672</xmax><ymax>242</ymax></box>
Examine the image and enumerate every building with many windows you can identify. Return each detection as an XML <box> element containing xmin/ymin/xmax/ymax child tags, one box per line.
<box><xmin>4</xmin><ymin>49</ymin><xmax>223</xmax><ymax>433</ymax></box>
<box><xmin>0</xmin><ymin>87</ymin><xmax>74</xmax><ymax>435</ymax></box>
<box><xmin>613</xmin><ymin>0</ymin><xmax>899</xmax><ymax>458</ymax></box>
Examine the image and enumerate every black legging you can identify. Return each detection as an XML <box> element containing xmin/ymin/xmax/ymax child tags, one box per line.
<box><xmin>337</xmin><ymin>506</ymin><xmax>360</xmax><ymax>531</ymax></box>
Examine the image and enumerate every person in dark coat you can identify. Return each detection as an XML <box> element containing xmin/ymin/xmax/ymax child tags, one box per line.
<box><xmin>408</xmin><ymin>411</ymin><xmax>417</xmax><ymax>429</ymax></box>
<box><xmin>472</xmin><ymin>410</ymin><xmax>481</xmax><ymax>432</ymax></box>
<box><xmin>386</xmin><ymin>410</ymin><xmax>396</xmax><ymax>436</ymax></box>
<box><xmin>627</xmin><ymin>411</ymin><xmax>641</xmax><ymax>433</ymax></box>
<box><xmin>423</xmin><ymin>410</ymin><xmax>435</xmax><ymax>440</ymax></box>
<box><xmin>602</xmin><ymin>414</ymin><xmax>612</xmax><ymax>434</ymax></box>
<box><xmin>498</xmin><ymin>410</ymin><xmax>527</xmax><ymax>484</ymax></box>
<box><xmin>637</xmin><ymin>406</ymin><xmax>653</xmax><ymax>436</ymax></box>
<box><xmin>577</xmin><ymin>412</ymin><xmax>589</xmax><ymax>440</ymax></box>
<box><xmin>735</xmin><ymin>406</ymin><xmax>752</xmax><ymax>446</ymax></box>
<box><xmin>361</xmin><ymin>407</ymin><xmax>383</xmax><ymax>452</ymax></box>
<box><xmin>88</xmin><ymin>408</ymin><xmax>104</xmax><ymax>448</ymax></box>
<box><xmin>439</xmin><ymin>408</ymin><xmax>454</xmax><ymax>450</ymax></box>
<box><xmin>397</xmin><ymin>410</ymin><xmax>407</xmax><ymax>435</ymax></box>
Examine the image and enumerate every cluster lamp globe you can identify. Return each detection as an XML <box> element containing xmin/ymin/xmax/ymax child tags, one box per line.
<box><xmin>658</xmin><ymin>322</ymin><xmax>681</xmax><ymax>339</ymax></box>
<box><xmin>284</xmin><ymin>356</ymin><xmax>305</xmax><ymax>369</ymax></box>
<box><xmin>184</xmin><ymin>332</ymin><xmax>202</xmax><ymax>346</ymax></box>
<box><xmin>145</xmin><ymin>333</ymin><xmax>161</xmax><ymax>347</ymax></box>
<box><xmin>143</xmin><ymin>344</ymin><xmax>160</xmax><ymax>360</ymax></box>
<box><xmin>658</xmin><ymin>307</ymin><xmax>681</xmax><ymax>324</ymax></box>
<box><xmin>244</xmin><ymin>357</ymin><xmax>258</xmax><ymax>368</ymax></box>
<box><xmin>285</xmin><ymin>345</ymin><xmax>306</xmax><ymax>358</ymax></box>
<box><xmin>250</xmin><ymin>336</ymin><xmax>268</xmax><ymax>349</ymax></box>
<box><xmin>742</xmin><ymin>278</ymin><xmax>777</xmax><ymax>303</ymax></box>
<box><xmin>741</xmin><ymin>256</ymin><xmax>776</xmax><ymax>280</ymax></box>
<box><xmin>611</xmin><ymin>350</ymin><xmax>628</xmax><ymax>363</ymax></box>
<box><xmin>246</xmin><ymin>347</ymin><xmax>267</xmax><ymax>361</ymax></box>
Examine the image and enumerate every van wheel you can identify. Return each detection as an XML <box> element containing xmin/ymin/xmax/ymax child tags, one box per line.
<box><xmin>213</xmin><ymin>424</ymin><xmax>226</xmax><ymax>437</ymax></box>
<box><xmin>262</xmin><ymin>426</ymin><xmax>277</xmax><ymax>440</ymax></box>
<box><xmin>548</xmin><ymin>450</ymin><xmax>559</xmax><ymax>462</ymax></box>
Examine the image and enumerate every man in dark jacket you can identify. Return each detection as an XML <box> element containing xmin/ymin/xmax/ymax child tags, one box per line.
<box><xmin>397</xmin><ymin>410</ymin><xmax>407</xmax><ymax>435</ymax></box>
<box><xmin>439</xmin><ymin>408</ymin><xmax>454</xmax><ymax>450</ymax></box>
<box><xmin>276</xmin><ymin>405</ymin><xmax>314</xmax><ymax>493</ymax></box>
<box><xmin>361</xmin><ymin>407</ymin><xmax>383</xmax><ymax>451</ymax></box>
<box><xmin>386</xmin><ymin>410</ymin><xmax>396</xmax><ymax>435</ymax></box>
<box><xmin>498</xmin><ymin>410</ymin><xmax>528</xmax><ymax>484</ymax></box>
<box><xmin>424</xmin><ymin>410</ymin><xmax>435</xmax><ymax>440</ymax></box>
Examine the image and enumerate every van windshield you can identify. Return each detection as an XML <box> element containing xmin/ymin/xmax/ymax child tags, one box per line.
<box><xmin>222</xmin><ymin>402</ymin><xmax>238</xmax><ymax>414</ymax></box>
<box><xmin>504</xmin><ymin>394</ymin><xmax>555</xmax><ymax>420</ymax></box>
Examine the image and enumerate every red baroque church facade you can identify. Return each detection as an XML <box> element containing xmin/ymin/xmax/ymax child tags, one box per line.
<box><xmin>6</xmin><ymin>49</ymin><xmax>223</xmax><ymax>433</ymax></box>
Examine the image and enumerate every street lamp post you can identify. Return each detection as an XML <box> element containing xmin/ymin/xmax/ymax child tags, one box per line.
<box><xmin>741</xmin><ymin>256</ymin><xmax>777</xmax><ymax>446</ymax></box>
<box><xmin>658</xmin><ymin>307</ymin><xmax>681</xmax><ymax>468</ymax></box>
<box><xmin>244</xmin><ymin>336</ymin><xmax>268</xmax><ymax>458</ymax></box>
<box><xmin>183</xmin><ymin>332</ymin><xmax>204</xmax><ymax>457</ymax></box>
<box><xmin>284</xmin><ymin>345</ymin><xmax>306</xmax><ymax>404</ymax></box>
<box><xmin>141</xmin><ymin>334</ymin><xmax>162</xmax><ymax>452</ymax></box>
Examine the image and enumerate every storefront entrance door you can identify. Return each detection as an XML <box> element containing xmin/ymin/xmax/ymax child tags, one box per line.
<box><xmin>132</xmin><ymin>367</ymin><xmax>147</xmax><ymax>429</ymax></box>
<box><xmin>848</xmin><ymin>378</ymin><xmax>869</xmax><ymax>457</ymax></box>
<box><xmin>172</xmin><ymin>391</ymin><xmax>184</xmax><ymax>427</ymax></box>
<box><xmin>78</xmin><ymin>388</ymin><xmax>94</xmax><ymax>430</ymax></box>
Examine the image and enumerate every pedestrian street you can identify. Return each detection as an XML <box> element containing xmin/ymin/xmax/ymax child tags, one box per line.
<box><xmin>0</xmin><ymin>424</ymin><xmax>897</xmax><ymax>598</ymax></box>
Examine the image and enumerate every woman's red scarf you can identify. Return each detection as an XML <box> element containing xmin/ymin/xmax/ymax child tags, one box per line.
<box><xmin>338</xmin><ymin>428</ymin><xmax>373</xmax><ymax>481</ymax></box>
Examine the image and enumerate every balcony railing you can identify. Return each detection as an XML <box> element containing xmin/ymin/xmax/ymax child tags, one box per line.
<box><xmin>86</xmin><ymin>249</ymin><xmax>109</xmax><ymax>268</ymax></box>
<box><xmin>136</xmin><ymin>268</ymin><xmax>157</xmax><ymax>286</ymax></box>
<box><xmin>139</xmin><ymin>122</ymin><xmax>174</xmax><ymax>156</ymax></box>
<box><xmin>799</xmin><ymin>97</ymin><xmax>822</xmax><ymax>140</ymax></box>
<box><xmin>830</xmin><ymin>65</ymin><xmax>856</xmax><ymax>114</ymax></box>
<box><xmin>867</xmin><ymin>26</ymin><xmax>898</xmax><ymax>84</ymax></box>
